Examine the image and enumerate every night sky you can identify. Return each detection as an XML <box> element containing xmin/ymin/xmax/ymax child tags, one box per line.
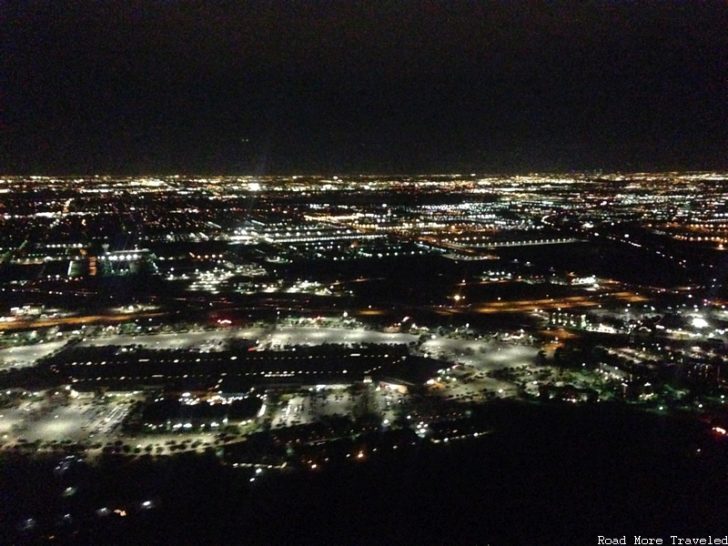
<box><xmin>2</xmin><ymin>1</ymin><xmax>727</xmax><ymax>174</ymax></box>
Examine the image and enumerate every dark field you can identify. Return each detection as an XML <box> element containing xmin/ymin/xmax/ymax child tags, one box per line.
<box><xmin>3</xmin><ymin>402</ymin><xmax>726</xmax><ymax>545</ymax></box>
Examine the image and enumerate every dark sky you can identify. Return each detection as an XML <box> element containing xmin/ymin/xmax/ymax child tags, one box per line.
<box><xmin>2</xmin><ymin>1</ymin><xmax>727</xmax><ymax>174</ymax></box>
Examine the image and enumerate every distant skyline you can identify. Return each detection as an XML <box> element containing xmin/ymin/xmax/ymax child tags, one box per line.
<box><xmin>2</xmin><ymin>1</ymin><xmax>727</xmax><ymax>174</ymax></box>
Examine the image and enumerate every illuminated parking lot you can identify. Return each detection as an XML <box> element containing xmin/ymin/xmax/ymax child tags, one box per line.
<box><xmin>0</xmin><ymin>393</ymin><xmax>135</xmax><ymax>445</ymax></box>
<box><xmin>0</xmin><ymin>340</ymin><xmax>68</xmax><ymax>371</ymax></box>
<box><xmin>265</xmin><ymin>327</ymin><xmax>418</xmax><ymax>349</ymax></box>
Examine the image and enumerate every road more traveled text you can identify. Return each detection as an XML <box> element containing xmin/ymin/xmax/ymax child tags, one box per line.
<box><xmin>598</xmin><ymin>537</ymin><xmax>728</xmax><ymax>545</ymax></box>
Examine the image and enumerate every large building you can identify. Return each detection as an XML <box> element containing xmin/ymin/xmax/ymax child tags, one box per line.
<box><xmin>97</xmin><ymin>249</ymin><xmax>158</xmax><ymax>277</ymax></box>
